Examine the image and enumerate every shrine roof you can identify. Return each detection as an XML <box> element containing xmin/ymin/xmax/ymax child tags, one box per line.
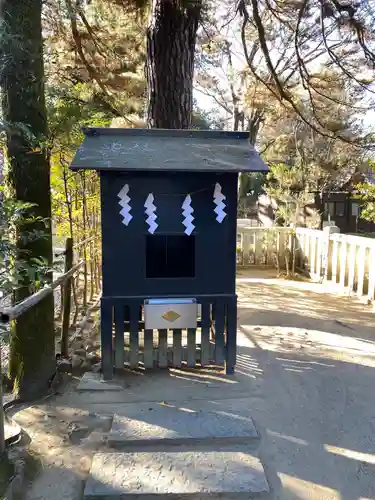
<box><xmin>69</xmin><ymin>128</ymin><xmax>268</xmax><ymax>173</ymax></box>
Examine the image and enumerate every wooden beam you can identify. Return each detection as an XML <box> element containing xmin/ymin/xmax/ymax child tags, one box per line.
<box><xmin>61</xmin><ymin>238</ymin><xmax>73</xmax><ymax>357</ymax></box>
<box><xmin>0</xmin><ymin>260</ymin><xmax>84</xmax><ymax>323</ymax></box>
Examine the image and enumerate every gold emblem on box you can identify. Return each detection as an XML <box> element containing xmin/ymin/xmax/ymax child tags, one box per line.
<box><xmin>161</xmin><ymin>310</ymin><xmax>181</xmax><ymax>323</ymax></box>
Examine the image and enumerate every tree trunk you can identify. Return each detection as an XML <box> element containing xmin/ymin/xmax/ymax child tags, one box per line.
<box><xmin>146</xmin><ymin>0</ymin><xmax>202</xmax><ymax>128</ymax></box>
<box><xmin>248</xmin><ymin>111</ymin><xmax>263</xmax><ymax>145</ymax></box>
<box><xmin>314</xmin><ymin>191</ymin><xmax>325</xmax><ymax>229</ymax></box>
<box><xmin>238</xmin><ymin>113</ymin><xmax>262</xmax><ymax>208</ymax></box>
<box><xmin>233</xmin><ymin>109</ymin><xmax>244</xmax><ymax>132</ymax></box>
<box><xmin>0</xmin><ymin>0</ymin><xmax>55</xmax><ymax>399</ymax></box>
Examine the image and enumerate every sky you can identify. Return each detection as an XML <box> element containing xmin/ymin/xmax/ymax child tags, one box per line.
<box><xmin>193</xmin><ymin>9</ymin><xmax>375</xmax><ymax>134</ymax></box>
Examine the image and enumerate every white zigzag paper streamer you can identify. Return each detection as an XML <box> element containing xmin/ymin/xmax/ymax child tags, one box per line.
<box><xmin>144</xmin><ymin>193</ymin><xmax>158</xmax><ymax>234</ymax></box>
<box><xmin>213</xmin><ymin>183</ymin><xmax>226</xmax><ymax>223</ymax></box>
<box><xmin>182</xmin><ymin>194</ymin><xmax>195</xmax><ymax>236</ymax></box>
<box><xmin>117</xmin><ymin>184</ymin><xmax>133</xmax><ymax>226</ymax></box>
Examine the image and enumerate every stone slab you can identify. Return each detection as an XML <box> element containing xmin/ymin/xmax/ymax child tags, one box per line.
<box><xmin>84</xmin><ymin>448</ymin><xmax>269</xmax><ymax>499</ymax></box>
<box><xmin>77</xmin><ymin>373</ymin><xmax>124</xmax><ymax>391</ymax></box>
<box><xmin>108</xmin><ymin>403</ymin><xmax>258</xmax><ymax>446</ymax></box>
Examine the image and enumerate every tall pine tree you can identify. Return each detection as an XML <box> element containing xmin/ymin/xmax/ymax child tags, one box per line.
<box><xmin>146</xmin><ymin>0</ymin><xmax>202</xmax><ymax>128</ymax></box>
<box><xmin>64</xmin><ymin>0</ymin><xmax>203</xmax><ymax>128</ymax></box>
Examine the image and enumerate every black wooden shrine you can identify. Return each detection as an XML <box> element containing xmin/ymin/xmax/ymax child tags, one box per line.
<box><xmin>70</xmin><ymin>128</ymin><xmax>268</xmax><ymax>379</ymax></box>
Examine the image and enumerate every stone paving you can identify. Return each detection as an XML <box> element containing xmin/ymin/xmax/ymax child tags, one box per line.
<box><xmin>85</xmin><ymin>448</ymin><xmax>268</xmax><ymax>499</ymax></box>
<box><xmin>77</xmin><ymin>371</ymin><xmax>269</xmax><ymax>499</ymax></box>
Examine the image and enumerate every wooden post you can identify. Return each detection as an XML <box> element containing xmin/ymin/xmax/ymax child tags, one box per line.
<box><xmin>72</xmin><ymin>272</ymin><xmax>79</xmax><ymax>325</ymax></box>
<box><xmin>306</xmin><ymin>232</ymin><xmax>312</xmax><ymax>272</ymax></box>
<box><xmin>114</xmin><ymin>304</ymin><xmax>125</xmax><ymax>370</ymax></box>
<box><xmin>323</xmin><ymin>226</ymin><xmax>339</xmax><ymax>282</ymax></box>
<box><xmin>304</xmin><ymin>232</ymin><xmax>308</xmax><ymax>268</ymax></box>
<box><xmin>332</xmin><ymin>237</ymin><xmax>339</xmax><ymax>284</ymax></box>
<box><xmin>310</xmin><ymin>235</ymin><xmax>316</xmax><ymax>278</ymax></box>
<box><xmin>58</xmin><ymin>284</ymin><xmax>64</xmax><ymax>320</ymax></box>
<box><xmin>101</xmin><ymin>299</ymin><xmax>113</xmax><ymax>380</ymax></box>
<box><xmin>81</xmin><ymin>173</ymin><xmax>88</xmax><ymax>308</ymax></box>
<box><xmin>92</xmin><ymin>243</ymin><xmax>99</xmax><ymax>295</ymax></box>
<box><xmin>159</xmin><ymin>329</ymin><xmax>169</xmax><ymax>368</ymax></box>
<box><xmin>61</xmin><ymin>238</ymin><xmax>73</xmax><ymax>357</ymax></box>
<box><xmin>295</xmin><ymin>230</ymin><xmax>303</xmax><ymax>268</ymax></box>
<box><xmin>255</xmin><ymin>230</ymin><xmax>262</xmax><ymax>266</ymax></box>
<box><xmin>356</xmin><ymin>244</ymin><xmax>366</xmax><ymax>297</ymax></box>
<box><xmin>242</xmin><ymin>231</ymin><xmax>249</xmax><ymax>265</ymax></box>
<box><xmin>96</xmin><ymin>256</ymin><xmax>101</xmax><ymax>292</ymax></box>
<box><xmin>82</xmin><ymin>246</ymin><xmax>88</xmax><ymax>309</ymax></box>
<box><xmin>367</xmin><ymin>246</ymin><xmax>375</xmax><ymax>303</ymax></box>
<box><xmin>225</xmin><ymin>297</ymin><xmax>237</xmax><ymax>375</ymax></box>
<box><xmin>316</xmin><ymin>233</ymin><xmax>323</xmax><ymax>280</ymax></box>
<box><xmin>347</xmin><ymin>243</ymin><xmax>356</xmax><ymax>295</ymax></box>
<box><xmin>200</xmin><ymin>303</ymin><xmax>211</xmax><ymax>367</ymax></box>
<box><xmin>239</xmin><ymin>232</ymin><xmax>244</xmax><ymax>266</ymax></box>
<box><xmin>339</xmin><ymin>240</ymin><xmax>347</xmax><ymax>288</ymax></box>
<box><xmin>89</xmin><ymin>238</ymin><xmax>95</xmax><ymax>301</ymax></box>
<box><xmin>0</xmin><ymin>352</ymin><xmax>5</xmax><ymax>456</ymax></box>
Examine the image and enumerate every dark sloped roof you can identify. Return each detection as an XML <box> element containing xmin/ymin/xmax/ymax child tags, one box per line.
<box><xmin>69</xmin><ymin>128</ymin><xmax>268</xmax><ymax>173</ymax></box>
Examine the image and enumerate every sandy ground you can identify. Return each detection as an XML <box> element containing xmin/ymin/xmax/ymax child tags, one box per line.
<box><xmin>236</xmin><ymin>269</ymin><xmax>375</xmax><ymax>500</ymax></box>
<box><xmin>11</xmin><ymin>268</ymin><xmax>375</xmax><ymax>500</ymax></box>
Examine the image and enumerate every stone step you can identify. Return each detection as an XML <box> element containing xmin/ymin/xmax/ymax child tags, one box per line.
<box><xmin>84</xmin><ymin>447</ymin><xmax>270</xmax><ymax>499</ymax></box>
<box><xmin>108</xmin><ymin>402</ymin><xmax>259</xmax><ymax>447</ymax></box>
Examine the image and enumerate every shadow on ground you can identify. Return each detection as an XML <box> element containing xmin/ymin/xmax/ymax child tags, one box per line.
<box><xmin>11</xmin><ymin>270</ymin><xmax>375</xmax><ymax>500</ymax></box>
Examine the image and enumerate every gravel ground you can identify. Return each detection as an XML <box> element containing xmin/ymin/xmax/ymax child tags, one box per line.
<box><xmin>7</xmin><ymin>269</ymin><xmax>375</xmax><ymax>500</ymax></box>
<box><xmin>236</xmin><ymin>271</ymin><xmax>375</xmax><ymax>499</ymax></box>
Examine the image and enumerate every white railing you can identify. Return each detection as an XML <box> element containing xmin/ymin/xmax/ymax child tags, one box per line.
<box><xmin>237</xmin><ymin>222</ymin><xmax>375</xmax><ymax>302</ymax></box>
<box><xmin>237</xmin><ymin>226</ymin><xmax>294</xmax><ymax>267</ymax></box>
<box><xmin>294</xmin><ymin>227</ymin><xmax>327</xmax><ymax>281</ymax></box>
<box><xmin>295</xmin><ymin>228</ymin><xmax>375</xmax><ymax>301</ymax></box>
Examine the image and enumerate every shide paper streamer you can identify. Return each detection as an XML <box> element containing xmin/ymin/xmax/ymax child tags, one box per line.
<box><xmin>118</xmin><ymin>183</ymin><xmax>227</xmax><ymax>231</ymax></box>
<box><xmin>144</xmin><ymin>193</ymin><xmax>158</xmax><ymax>234</ymax></box>
<box><xmin>118</xmin><ymin>184</ymin><xmax>133</xmax><ymax>226</ymax></box>
<box><xmin>213</xmin><ymin>183</ymin><xmax>226</xmax><ymax>223</ymax></box>
<box><xmin>182</xmin><ymin>194</ymin><xmax>195</xmax><ymax>236</ymax></box>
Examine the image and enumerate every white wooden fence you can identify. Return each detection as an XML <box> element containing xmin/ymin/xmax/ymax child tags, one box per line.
<box><xmin>295</xmin><ymin>228</ymin><xmax>375</xmax><ymax>301</ymax></box>
<box><xmin>237</xmin><ymin>224</ymin><xmax>375</xmax><ymax>302</ymax></box>
<box><xmin>237</xmin><ymin>226</ymin><xmax>294</xmax><ymax>267</ymax></box>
